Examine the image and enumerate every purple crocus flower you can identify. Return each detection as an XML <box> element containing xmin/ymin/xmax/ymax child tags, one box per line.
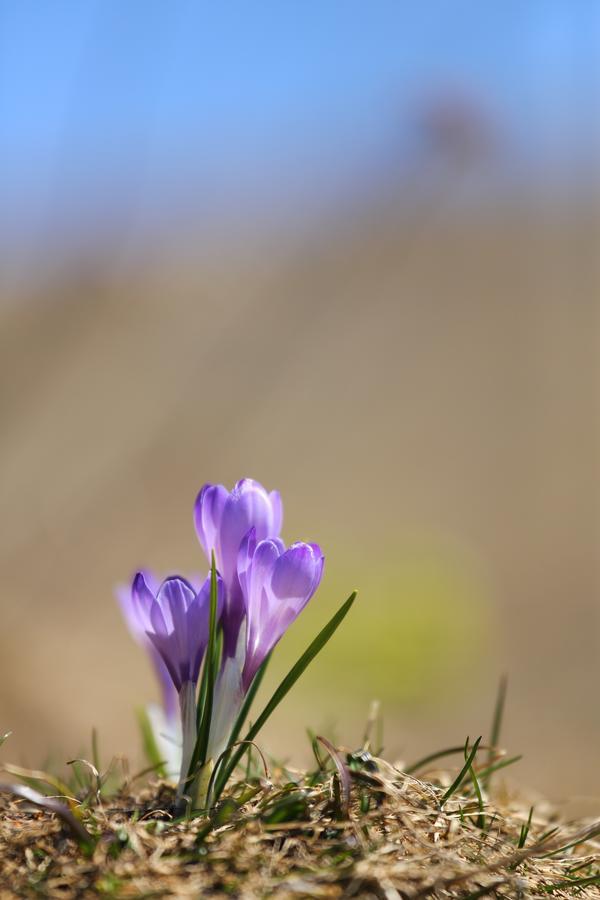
<box><xmin>130</xmin><ymin>572</ymin><xmax>224</xmax><ymax>791</ymax></box>
<box><xmin>207</xmin><ymin>530</ymin><xmax>323</xmax><ymax>761</ymax></box>
<box><xmin>116</xmin><ymin>571</ymin><xmax>178</xmax><ymax>723</ymax></box>
<box><xmin>132</xmin><ymin>573</ymin><xmax>223</xmax><ymax>689</ymax></box>
<box><xmin>238</xmin><ymin>531</ymin><xmax>324</xmax><ymax>690</ymax></box>
<box><xmin>194</xmin><ymin>479</ymin><xmax>282</xmax><ymax>654</ymax></box>
<box><xmin>117</xmin><ymin>573</ymin><xmax>184</xmax><ymax>780</ymax></box>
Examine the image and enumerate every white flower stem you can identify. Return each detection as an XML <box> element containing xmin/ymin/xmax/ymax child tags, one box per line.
<box><xmin>207</xmin><ymin>658</ymin><xmax>244</xmax><ymax>763</ymax></box>
<box><xmin>207</xmin><ymin>625</ymin><xmax>247</xmax><ymax>764</ymax></box>
<box><xmin>177</xmin><ymin>680</ymin><xmax>197</xmax><ymax>800</ymax></box>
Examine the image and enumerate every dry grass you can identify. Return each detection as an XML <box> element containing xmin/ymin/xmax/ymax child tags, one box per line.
<box><xmin>1</xmin><ymin>748</ymin><xmax>599</xmax><ymax>899</ymax></box>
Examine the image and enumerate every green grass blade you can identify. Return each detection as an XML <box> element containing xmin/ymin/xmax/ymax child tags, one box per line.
<box><xmin>189</xmin><ymin>551</ymin><xmax>219</xmax><ymax>777</ymax></box>
<box><xmin>538</xmin><ymin>824</ymin><xmax>600</xmax><ymax>859</ymax></box>
<box><xmin>541</xmin><ymin>874</ymin><xmax>600</xmax><ymax>893</ymax></box>
<box><xmin>196</xmin><ymin>657</ymin><xmax>209</xmax><ymax>730</ymax></box>
<box><xmin>475</xmin><ymin>754</ymin><xmax>522</xmax><ymax>783</ymax></box>
<box><xmin>440</xmin><ymin>736</ymin><xmax>482</xmax><ymax>807</ymax></box>
<box><xmin>537</xmin><ymin>826</ymin><xmax>560</xmax><ymax>845</ymax></box>
<box><xmin>517</xmin><ymin>806</ymin><xmax>534</xmax><ymax>849</ymax></box>
<box><xmin>209</xmin><ymin>630</ymin><xmax>223</xmax><ymax>694</ymax></box>
<box><xmin>212</xmin><ymin>590</ymin><xmax>357</xmax><ymax>801</ymax></box>
<box><xmin>464</xmin><ymin>737</ymin><xmax>485</xmax><ymax>829</ymax></box>
<box><xmin>243</xmin><ymin>592</ymin><xmax>356</xmax><ymax>742</ymax></box>
<box><xmin>136</xmin><ymin>708</ymin><xmax>166</xmax><ymax>779</ymax></box>
<box><xmin>195</xmin><ymin>628</ymin><xmax>223</xmax><ymax>730</ymax></box>
<box><xmin>483</xmin><ymin>675</ymin><xmax>507</xmax><ymax>790</ymax></box>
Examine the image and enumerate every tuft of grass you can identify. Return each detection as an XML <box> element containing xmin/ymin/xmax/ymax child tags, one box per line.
<box><xmin>2</xmin><ymin>686</ymin><xmax>598</xmax><ymax>898</ymax></box>
<box><xmin>484</xmin><ymin>674</ymin><xmax>508</xmax><ymax>791</ymax></box>
<box><xmin>464</xmin><ymin>736</ymin><xmax>486</xmax><ymax>829</ymax></box>
<box><xmin>1</xmin><ymin>739</ymin><xmax>599</xmax><ymax>898</ymax></box>
<box><xmin>517</xmin><ymin>805</ymin><xmax>534</xmax><ymax>849</ymax></box>
<box><xmin>440</xmin><ymin>735</ymin><xmax>482</xmax><ymax>807</ymax></box>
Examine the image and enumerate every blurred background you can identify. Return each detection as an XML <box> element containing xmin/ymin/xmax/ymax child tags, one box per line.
<box><xmin>1</xmin><ymin>2</ymin><xmax>598</xmax><ymax>809</ymax></box>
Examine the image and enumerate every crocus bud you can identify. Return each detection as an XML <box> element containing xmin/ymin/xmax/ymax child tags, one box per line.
<box><xmin>116</xmin><ymin>571</ymin><xmax>178</xmax><ymax>722</ymax></box>
<box><xmin>137</xmin><ymin>573</ymin><xmax>223</xmax><ymax>692</ymax></box>
<box><xmin>133</xmin><ymin>571</ymin><xmax>224</xmax><ymax>791</ymax></box>
<box><xmin>194</xmin><ymin>479</ymin><xmax>282</xmax><ymax>652</ymax></box>
<box><xmin>238</xmin><ymin>530</ymin><xmax>324</xmax><ymax>690</ymax></box>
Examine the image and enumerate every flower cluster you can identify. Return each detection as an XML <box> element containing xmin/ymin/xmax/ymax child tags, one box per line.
<box><xmin>118</xmin><ymin>479</ymin><xmax>324</xmax><ymax>799</ymax></box>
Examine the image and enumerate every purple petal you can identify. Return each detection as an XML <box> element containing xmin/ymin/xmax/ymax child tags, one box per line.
<box><xmin>131</xmin><ymin>571</ymin><xmax>156</xmax><ymax>631</ymax></box>
<box><xmin>242</xmin><ymin>541</ymin><xmax>324</xmax><ymax>689</ymax></box>
<box><xmin>140</xmin><ymin>569</ymin><xmax>161</xmax><ymax>595</ymax></box>
<box><xmin>193</xmin><ymin>479</ymin><xmax>283</xmax><ymax>660</ymax></box>
<box><xmin>269</xmin><ymin>490</ymin><xmax>283</xmax><ymax>535</ymax></box>
<box><xmin>242</xmin><ymin>541</ymin><xmax>285</xmax><ymax>687</ymax></box>
<box><xmin>149</xmin><ymin>599</ymin><xmax>169</xmax><ymax>638</ymax></box>
<box><xmin>271</xmin><ymin>543</ymin><xmax>323</xmax><ymax>604</ymax></box>
<box><xmin>186</xmin><ymin>596</ymin><xmax>207</xmax><ymax>682</ymax></box>
<box><xmin>307</xmin><ymin>544</ymin><xmax>325</xmax><ymax>593</ymax></box>
<box><xmin>156</xmin><ymin>577</ymin><xmax>196</xmax><ymax>630</ymax></box>
<box><xmin>236</xmin><ymin>527</ymin><xmax>258</xmax><ymax>600</ymax></box>
<box><xmin>118</xmin><ymin>570</ymin><xmax>185</xmax><ymax>643</ymax></box>
<box><xmin>219</xmin><ymin>480</ymin><xmax>282</xmax><ymax>589</ymax></box>
<box><xmin>116</xmin><ymin>575</ymin><xmax>178</xmax><ymax>719</ymax></box>
<box><xmin>158</xmin><ymin>579</ymin><xmax>197</xmax><ymax>680</ymax></box>
<box><xmin>248</xmin><ymin>538</ymin><xmax>282</xmax><ymax>596</ymax></box>
<box><xmin>193</xmin><ymin>483</ymin><xmax>228</xmax><ymax>559</ymax></box>
<box><xmin>147</xmin><ymin>629</ymin><xmax>183</xmax><ymax>691</ymax></box>
<box><xmin>146</xmin><ymin>573</ymin><xmax>224</xmax><ymax>690</ymax></box>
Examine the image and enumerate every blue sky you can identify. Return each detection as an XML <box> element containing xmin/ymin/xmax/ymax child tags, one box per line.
<box><xmin>0</xmin><ymin>1</ymin><xmax>597</xmax><ymax>260</ymax></box>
